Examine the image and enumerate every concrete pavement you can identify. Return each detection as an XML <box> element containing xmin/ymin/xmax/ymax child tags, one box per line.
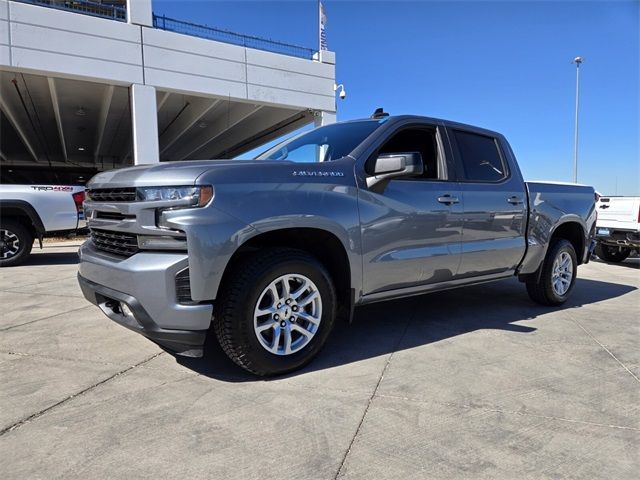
<box><xmin>0</xmin><ymin>241</ymin><xmax>638</xmax><ymax>479</ymax></box>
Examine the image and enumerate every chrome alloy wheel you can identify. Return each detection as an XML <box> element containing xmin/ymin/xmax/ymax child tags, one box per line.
<box><xmin>0</xmin><ymin>229</ymin><xmax>20</xmax><ymax>259</ymax></box>
<box><xmin>253</xmin><ymin>273</ymin><xmax>322</xmax><ymax>356</ymax></box>
<box><xmin>551</xmin><ymin>251</ymin><xmax>573</xmax><ymax>296</ymax></box>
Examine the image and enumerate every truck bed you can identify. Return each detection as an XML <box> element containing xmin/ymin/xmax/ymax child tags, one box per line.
<box><xmin>518</xmin><ymin>181</ymin><xmax>597</xmax><ymax>275</ymax></box>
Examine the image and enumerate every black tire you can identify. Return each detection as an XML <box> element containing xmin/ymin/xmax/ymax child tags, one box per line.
<box><xmin>526</xmin><ymin>239</ymin><xmax>577</xmax><ymax>306</ymax></box>
<box><xmin>213</xmin><ymin>248</ymin><xmax>337</xmax><ymax>376</ymax></box>
<box><xmin>0</xmin><ymin>220</ymin><xmax>33</xmax><ymax>267</ymax></box>
<box><xmin>595</xmin><ymin>243</ymin><xmax>631</xmax><ymax>263</ymax></box>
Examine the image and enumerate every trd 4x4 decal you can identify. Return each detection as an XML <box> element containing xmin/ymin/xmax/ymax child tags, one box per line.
<box><xmin>31</xmin><ymin>186</ymin><xmax>74</xmax><ymax>192</ymax></box>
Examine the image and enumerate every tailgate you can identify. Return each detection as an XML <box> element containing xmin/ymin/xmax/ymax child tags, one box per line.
<box><xmin>596</xmin><ymin>197</ymin><xmax>640</xmax><ymax>230</ymax></box>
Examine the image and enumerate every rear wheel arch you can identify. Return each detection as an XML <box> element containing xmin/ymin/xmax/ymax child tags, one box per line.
<box><xmin>549</xmin><ymin>221</ymin><xmax>585</xmax><ymax>265</ymax></box>
<box><xmin>519</xmin><ymin>219</ymin><xmax>585</xmax><ymax>283</ymax></box>
<box><xmin>1</xmin><ymin>213</ymin><xmax>35</xmax><ymax>239</ymax></box>
<box><xmin>526</xmin><ymin>238</ymin><xmax>577</xmax><ymax>305</ymax></box>
<box><xmin>0</xmin><ymin>219</ymin><xmax>34</xmax><ymax>266</ymax></box>
<box><xmin>0</xmin><ymin>201</ymin><xmax>45</xmax><ymax>239</ymax></box>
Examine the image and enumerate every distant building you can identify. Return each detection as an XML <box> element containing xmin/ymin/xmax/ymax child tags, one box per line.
<box><xmin>0</xmin><ymin>0</ymin><xmax>336</xmax><ymax>183</ymax></box>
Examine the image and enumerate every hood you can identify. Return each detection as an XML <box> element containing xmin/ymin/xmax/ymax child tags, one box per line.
<box><xmin>87</xmin><ymin>161</ymin><xmax>242</xmax><ymax>189</ymax></box>
<box><xmin>88</xmin><ymin>158</ymin><xmax>355</xmax><ymax>189</ymax></box>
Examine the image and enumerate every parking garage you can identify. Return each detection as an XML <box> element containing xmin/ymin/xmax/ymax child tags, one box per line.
<box><xmin>0</xmin><ymin>0</ymin><xmax>336</xmax><ymax>183</ymax></box>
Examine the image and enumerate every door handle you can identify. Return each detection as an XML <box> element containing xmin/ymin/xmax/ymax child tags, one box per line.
<box><xmin>507</xmin><ymin>196</ymin><xmax>523</xmax><ymax>205</ymax></box>
<box><xmin>437</xmin><ymin>194</ymin><xmax>460</xmax><ymax>205</ymax></box>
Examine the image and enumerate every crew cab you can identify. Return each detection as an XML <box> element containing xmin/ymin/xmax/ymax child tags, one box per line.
<box><xmin>77</xmin><ymin>114</ymin><xmax>597</xmax><ymax>376</ymax></box>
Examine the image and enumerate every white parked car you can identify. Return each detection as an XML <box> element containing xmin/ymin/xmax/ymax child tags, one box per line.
<box><xmin>595</xmin><ymin>196</ymin><xmax>640</xmax><ymax>262</ymax></box>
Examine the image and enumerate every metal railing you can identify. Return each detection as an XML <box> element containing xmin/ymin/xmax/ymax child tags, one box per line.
<box><xmin>11</xmin><ymin>1</ymin><xmax>316</xmax><ymax>60</ymax></box>
<box><xmin>153</xmin><ymin>14</ymin><xmax>316</xmax><ymax>60</ymax></box>
<box><xmin>12</xmin><ymin>0</ymin><xmax>126</xmax><ymax>21</ymax></box>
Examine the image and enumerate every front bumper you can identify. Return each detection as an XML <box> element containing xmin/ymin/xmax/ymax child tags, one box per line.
<box><xmin>78</xmin><ymin>242</ymin><xmax>213</xmax><ymax>356</ymax></box>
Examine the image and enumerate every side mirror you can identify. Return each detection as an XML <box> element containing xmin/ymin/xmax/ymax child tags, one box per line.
<box><xmin>366</xmin><ymin>152</ymin><xmax>424</xmax><ymax>188</ymax></box>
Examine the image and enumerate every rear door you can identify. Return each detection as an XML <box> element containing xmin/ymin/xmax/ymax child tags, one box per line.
<box><xmin>447</xmin><ymin>128</ymin><xmax>527</xmax><ymax>277</ymax></box>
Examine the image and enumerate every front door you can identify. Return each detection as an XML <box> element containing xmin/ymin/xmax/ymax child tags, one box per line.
<box><xmin>359</xmin><ymin>181</ymin><xmax>464</xmax><ymax>294</ymax></box>
<box><xmin>358</xmin><ymin>124</ymin><xmax>464</xmax><ymax>295</ymax></box>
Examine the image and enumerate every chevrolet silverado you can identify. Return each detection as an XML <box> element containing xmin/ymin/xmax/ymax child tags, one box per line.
<box><xmin>77</xmin><ymin>114</ymin><xmax>597</xmax><ymax>376</ymax></box>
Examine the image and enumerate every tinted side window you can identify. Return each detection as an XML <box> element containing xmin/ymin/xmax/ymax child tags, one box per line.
<box><xmin>371</xmin><ymin>127</ymin><xmax>441</xmax><ymax>180</ymax></box>
<box><xmin>453</xmin><ymin>130</ymin><xmax>506</xmax><ymax>182</ymax></box>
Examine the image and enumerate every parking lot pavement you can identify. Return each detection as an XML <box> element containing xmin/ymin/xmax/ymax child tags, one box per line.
<box><xmin>0</xmin><ymin>243</ymin><xmax>638</xmax><ymax>479</ymax></box>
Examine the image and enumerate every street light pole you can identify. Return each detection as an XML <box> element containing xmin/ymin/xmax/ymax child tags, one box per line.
<box><xmin>572</xmin><ymin>56</ymin><xmax>583</xmax><ymax>183</ymax></box>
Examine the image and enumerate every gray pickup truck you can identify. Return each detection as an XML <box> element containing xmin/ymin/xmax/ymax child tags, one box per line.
<box><xmin>78</xmin><ymin>114</ymin><xmax>597</xmax><ymax>376</ymax></box>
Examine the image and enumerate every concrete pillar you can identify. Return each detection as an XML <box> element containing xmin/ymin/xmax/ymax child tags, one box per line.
<box><xmin>314</xmin><ymin>111</ymin><xmax>336</xmax><ymax>127</ymax></box>
<box><xmin>126</xmin><ymin>0</ymin><xmax>153</xmax><ymax>27</ymax></box>
<box><xmin>130</xmin><ymin>84</ymin><xmax>159</xmax><ymax>165</ymax></box>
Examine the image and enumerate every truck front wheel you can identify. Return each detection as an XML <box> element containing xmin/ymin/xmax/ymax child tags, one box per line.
<box><xmin>0</xmin><ymin>220</ymin><xmax>33</xmax><ymax>267</ymax></box>
<box><xmin>214</xmin><ymin>248</ymin><xmax>336</xmax><ymax>376</ymax></box>
<box><xmin>526</xmin><ymin>239</ymin><xmax>577</xmax><ymax>306</ymax></box>
<box><xmin>595</xmin><ymin>243</ymin><xmax>631</xmax><ymax>263</ymax></box>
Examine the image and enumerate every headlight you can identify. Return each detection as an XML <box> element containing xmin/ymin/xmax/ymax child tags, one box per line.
<box><xmin>136</xmin><ymin>185</ymin><xmax>213</xmax><ymax>207</ymax></box>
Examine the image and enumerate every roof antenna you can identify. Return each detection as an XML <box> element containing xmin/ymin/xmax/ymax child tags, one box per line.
<box><xmin>371</xmin><ymin>107</ymin><xmax>389</xmax><ymax>119</ymax></box>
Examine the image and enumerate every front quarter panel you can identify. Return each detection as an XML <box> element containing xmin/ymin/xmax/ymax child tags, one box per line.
<box><xmin>191</xmin><ymin>158</ymin><xmax>362</xmax><ymax>301</ymax></box>
<box><xmin>160</xmin><ymin>206</ymin><xmax>258</xmax><ymax>301</ymax></box>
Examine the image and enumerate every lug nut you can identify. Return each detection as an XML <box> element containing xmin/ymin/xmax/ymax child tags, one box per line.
<box><xmin>285</xmin><ymin>299</ymin><xmax>291</xmax><ymax>305</ymax></box>
<box><xmin>290</xmin><ymin>316</ymin><xmax>295</xmax><ymax>322</ymax></box>
<box><xmin>292</xmin><ymin>306</ymin><xmax>298</xmax><ymax>312</ymax></box>
<box><xmin>280</xmin><ymin>321</ymin><xmax>286</xmax><ymax>327</ymax></box>
<box><xmin>277</xmin><ymin>303</ymin><xmax>282</xmax><ymax>308</ymax></box>
<box><xmin>274</xmin><ymin>314</ymin><xmax>279</xmax><ymax>320</ymax></box>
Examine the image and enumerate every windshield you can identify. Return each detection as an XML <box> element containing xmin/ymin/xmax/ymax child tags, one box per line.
<box><xmin>255</xmin><ymin>120</ymin><xmax>381</xmax><ymax>162</ymax></box>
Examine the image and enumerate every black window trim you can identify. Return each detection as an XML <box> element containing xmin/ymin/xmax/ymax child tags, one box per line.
<box><xmin>450</xmin><ymin>128</ymin><xmax>511</xmax><ymax>185</ymax></box>
<box><xmin>364</xmin><ymin>123</ymin><xmax>451</xmax><ymax>183</ymax></box>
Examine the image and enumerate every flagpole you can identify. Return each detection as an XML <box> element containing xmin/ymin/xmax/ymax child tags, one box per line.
<box><xmin>318</xmin><ymin>0</ymin><xmax>321</xmax><ymax>56</ymax></box>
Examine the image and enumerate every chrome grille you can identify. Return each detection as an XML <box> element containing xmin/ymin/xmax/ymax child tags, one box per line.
<box><xmin>90</xmin><ymin>229</ymin><xmax>139</xmax><ymax>257</ymax></box>
<box><xmin>87</xmin><ymin>188</ymin><xmax>137</xmax><ymax>202</ymax></box>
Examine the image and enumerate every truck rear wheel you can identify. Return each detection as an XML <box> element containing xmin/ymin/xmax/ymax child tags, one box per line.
<box><xmin>0</xmin><ymin>220</ymin><xmax>33</xmax><ymax>267</ymax></box>
<box><xmin>595</xmin><ymin>243</ymin><xmax>631</xmax><ymax>263</ymax></box>
<box><xmin>214</xmin><ymin>248</ymin><xmax>336</xmax><ymax>376</ymax></box>
<box><xmin>526</xmin><ymin>239</ymin><xmax>577</xmax><ymax>306</ymax></box>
